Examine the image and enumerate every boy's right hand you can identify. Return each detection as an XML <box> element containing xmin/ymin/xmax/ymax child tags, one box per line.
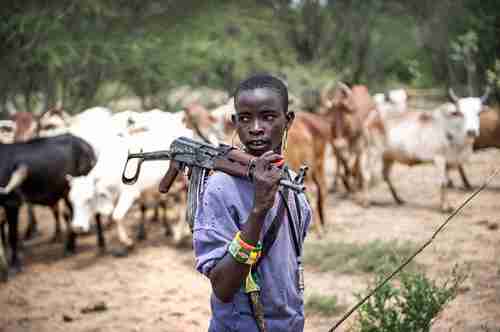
<box><xmin>252</xmin><ymin>151</ymin><xmax>283</xmax><ymax>213</ymax></box>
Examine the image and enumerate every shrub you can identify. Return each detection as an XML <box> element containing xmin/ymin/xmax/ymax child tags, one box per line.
<box><xmin>355</xmin><ymin>266</ymin><xmax>467</xmax><ymax>332</ymax></box>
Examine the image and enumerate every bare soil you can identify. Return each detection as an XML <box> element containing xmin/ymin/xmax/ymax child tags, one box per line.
<box><xmin>1</xmin><ymin>149</ymin><xmax>499</xmax><ymax>332</ymax></box>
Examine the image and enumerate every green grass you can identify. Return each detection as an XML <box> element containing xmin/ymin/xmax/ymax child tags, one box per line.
<box><xmin>303</xmin><ymin>239</ymin><xmax>421</xmax><ymax>275</ymax></box>
<box><xmin>305</xmin><ymin>293</ymin><xmax>346</xmax><ymax>316</ymax></box>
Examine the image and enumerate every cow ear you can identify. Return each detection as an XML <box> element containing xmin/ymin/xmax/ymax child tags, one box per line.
<box><xmin>65</xmin><ymin>174</ymin><xmax>73</xmax><ymax>183</ymax></box>
<box><xmin>231</xmin><ymin>114</ymin><xmax>237</xmax><ymax>124</ymax></box>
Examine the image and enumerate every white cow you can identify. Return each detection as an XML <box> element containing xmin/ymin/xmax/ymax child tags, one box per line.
<box><xmin>365</xmin><ymin>94</ymin><xmax>485</xmax><ymax>212</ymax></box>
<box><xmin>69</xmin><ymin>110</ymin><xmax>193</xmax><ymax>252</ymax></box>
<box><xmin>446</xmin><ymin>88</ymin><xmax>490</xmax><ymax>189</ymax></box>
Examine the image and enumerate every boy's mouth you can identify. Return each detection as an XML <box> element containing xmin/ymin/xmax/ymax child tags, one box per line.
<box><xmin>246</xmin><ymin>139</ymin><xmax>270</xmax><ymax>150</ymax></box>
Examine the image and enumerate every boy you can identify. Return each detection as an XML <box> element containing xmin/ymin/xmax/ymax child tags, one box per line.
<box><xmin>193</xmin><ymin>74</ymin><xmax>312</xmax><ymax>332</ymax></box>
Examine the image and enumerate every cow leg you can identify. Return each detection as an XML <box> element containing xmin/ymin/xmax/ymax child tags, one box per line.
<box><xmin>338</xmin><ymin>152</ymin><xmax>353</xmax><ymax>192</ymax></box>
<box><xmin>49</xmin><ymin>203</ymin><xmax>63</xmax><ymax>243</ymax></box>
<box><xmin>0</xmin><ymin>238</ymin><xmax>7</xmax><ymax>282</ymax></box>
<box><xmin>305</xmin><ymin>179</ymin><xmax>323</xmax><ymax>239</ymax></box>
<box><xmin>435</xmin><ymin>157</ymin><xmax>453</xmax><ymax>213</ymax></box>
<box><xmin>1</xmin><ymin>221</ymin><xmax>6</xmax><ymax>248</ymax></box>
<box><xmin>445</xmin><ymin>164</ymin><xmax>455</xmax><ymax>188</ymax></box>
<box><xmin>458</xmin><ymin>164</ymin><xmax>472</xmax><ymax>190</ymax></box>
<box><xmin>111</xmin><ymin>193</ymin><xmax>135</xmax><ymax>250</ymax></box>
<box><xmin>172</xmin><ymin>198</ymin><xmax>191</xmax><ymax>246</ymax></box>
<box><xmin>64</xmin><ymin>223</ymin><xmax>77</xmax><ymax>255</ymax></box>
<box><xmin>356</xmin><ymin>151</ymin><xmax>372</xmax><ymax>208</ymax></box>
<box><xmin>95</xmin><ymin>213</ymin><xmax>106</xmax><ymax>253</ymax></box>
<box><xmin>152</xmin><ymin>203</ymin><xmax>160</xmax><ymax>223</ymax></box>
<box><xmin>383</xmin><ymin>157</ymin><xmax>405</xmax><ymax>205</ymax></box>
<box><xmin>24</xmin><ymin>204</ymin><xmax>40</xmax><ymax>240</ymax></box>
<box><xmin>62</xmin><ymin>196</ymin><xmax>77</xmax><ymax>255</ymax></box>
<box><xmin>5</xmin><ymin>206</ymin><xmax>22</xmax><ymax>275</ymax></box>
<box><xmin>137</xmin><ymin>203</ymin><xmax>147</xmax><ymax>241</ymax></box>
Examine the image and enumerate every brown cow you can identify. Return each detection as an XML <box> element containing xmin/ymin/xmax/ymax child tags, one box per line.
<box><xmin>285</xmin><ymin>114</ymin><xmax>328</xmax><ymax>236</ymax></box>
<box><xmin>326</xmin><ymin>82</ymin><xmax>378</xmax><ymax>203</ymax></box>
<box><xmin>474</xmin><ymin>106</ymin><xmax>500</xmax><ymax>150</ymax></box>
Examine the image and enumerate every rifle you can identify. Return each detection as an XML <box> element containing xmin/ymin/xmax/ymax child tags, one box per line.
<box><xmin>122</xmin><ymin>136</ymin><xmax>307</xmax><ymax>229</ymax></box>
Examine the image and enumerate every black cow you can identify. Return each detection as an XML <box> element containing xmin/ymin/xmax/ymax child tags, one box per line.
<box><xmin>0</xmin><ymin>134</ymin><xmax>96</xmax><ymax>277</ymax></box>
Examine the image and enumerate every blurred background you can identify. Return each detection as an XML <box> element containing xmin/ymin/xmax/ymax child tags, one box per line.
<box><xmin>1</xmin><ymin>0</ymin><xmax>499</xmax><ymax>116</ymax></box>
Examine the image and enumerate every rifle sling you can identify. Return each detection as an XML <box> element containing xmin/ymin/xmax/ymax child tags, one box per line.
<box><xmin>253</xmin><ymin>167</ymin><xmax>303</xmax><ymax>269</ymax></box>
<box><xmin>253</xmin><ymin>186</ymin><xmax>289</xmax><ymax>271</ymax></box>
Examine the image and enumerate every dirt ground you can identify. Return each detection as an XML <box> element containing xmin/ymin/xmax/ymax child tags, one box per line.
<box><xmin>1</xmin><ymin>149</ymin><xmax>499</xmax><ymax>332</ymax></box>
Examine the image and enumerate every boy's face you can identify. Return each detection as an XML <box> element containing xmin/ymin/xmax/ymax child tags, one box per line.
<box><xmin>234</xmin><ymin>88</ymin><xmax>290</xmax><ymax>157</ymax></box>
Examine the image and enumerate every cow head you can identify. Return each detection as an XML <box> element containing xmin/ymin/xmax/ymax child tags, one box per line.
<box><xmin>448</xmin><ymin>87</ymin><xmax>490</xmax><ymax>138</ymax></box>
<box><xmin>69</xmin><ymin>176</ymin><xmax>97</xmax><ymax>233</ymax></box>
<box><xmin>0</xmin><ymin>120</ymin><xmax>16</xmax><ymax>144</ymax></box>
<box><xmin>69</xmin><ymin>176</ymin><xmax>116</xmax><ymax>233</ymax></box>
<box><xmin>37</xmin><ymin>106</ymin><xmax>71</xmax><ymax>137</ymax></box>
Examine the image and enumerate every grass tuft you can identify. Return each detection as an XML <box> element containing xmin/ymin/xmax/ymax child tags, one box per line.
<box><xmin>303</xmin><ymin>239</ymin><xmax>421</xmax><ymax>275</ymax></box>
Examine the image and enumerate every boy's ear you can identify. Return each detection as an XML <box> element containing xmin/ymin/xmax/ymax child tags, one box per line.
<box><xmin>231</xmin><ymin>114</ymin><xmax>237</xmax><ymax>124</ymax></box>
<box><xmin>286</xmin><ymin>111</ymin><xmax>295</xmax><ymax>126</ymax></box>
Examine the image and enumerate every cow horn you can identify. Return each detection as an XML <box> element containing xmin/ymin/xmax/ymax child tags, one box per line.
<box><xmin>338</xmin><ymin>82</ymin><xmax>352</xmax><ymax>96</ymax></box>
<box><xmin>448</xmin><ymin>88</ymin><xmax>459</xmax><ymax>103</ymax></box>
<box><xmin>0</xmin><ymin>165</ymin><xmax>28</xmax><ymax>194</ymax></box>
<box><xmin>480</xmin><ymin>86</ymin><xmax>491</xmax><ymax>103</ymax></box>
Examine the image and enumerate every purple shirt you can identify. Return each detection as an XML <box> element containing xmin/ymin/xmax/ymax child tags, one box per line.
<box><xmin>193</xmin><ymin>171</ymin><xmax>312</xmax><ymax>332</ymax></box>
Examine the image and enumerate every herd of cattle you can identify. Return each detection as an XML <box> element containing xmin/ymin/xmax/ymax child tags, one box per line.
<box><xmin>1</xmin><ymin>82</ymin><xmax>499</xmax><ymax>282</ymax></box>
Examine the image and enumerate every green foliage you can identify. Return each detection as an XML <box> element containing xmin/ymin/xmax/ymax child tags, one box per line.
<box><xmin>1</xmin><ymin>1</ymin><xmax>499</xmax><ymax>113</ymax></box>
<box><xmin>303</xmin><ymin>240</ymin><xmax>420</xmax><ymax>275</ymax></box>
<box><xmin>305</xmin><ymin>293</ymin><xmax>346</xmax><ymax>316</ymax></box>
<box><xmin>355</xmin><ymin>266</ymin><xmax>467</xmax><ymax>332</ymax></box>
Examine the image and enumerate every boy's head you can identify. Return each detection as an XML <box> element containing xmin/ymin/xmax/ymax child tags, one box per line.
<box><xmin>232</xmin><ymin>74</ymin><xmax>294</xmax><ymax>156</ymax></box>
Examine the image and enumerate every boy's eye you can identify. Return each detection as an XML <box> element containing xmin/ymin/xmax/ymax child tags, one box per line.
<box><xmin>239</xmin><ymin>115</ymin><xmax>251</xmax><ymax>123</ymax></box>
<box><xmin>264</xmin><ymin>115</ymin><xmax>276</xmax><ymax>121</ymax></box>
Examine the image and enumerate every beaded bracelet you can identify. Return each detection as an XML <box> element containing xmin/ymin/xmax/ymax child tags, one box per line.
<box><xmin>228</xmin><ymin>231</ymin><xmax>262</xmax><ymax>265</ymax></box>
<box><xmin>236</xmin><ymin>232</ymin><xmax>257</xmax><ymax>251</ymax></box>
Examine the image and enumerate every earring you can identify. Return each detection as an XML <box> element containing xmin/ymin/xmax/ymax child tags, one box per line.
<box><xmin>281</xmin><ymin>129</ymin><xmax>288</xmax><ymax>155</ymax></box>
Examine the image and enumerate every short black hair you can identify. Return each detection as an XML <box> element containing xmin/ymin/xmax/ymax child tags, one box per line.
<box><xmin>233</xmin><ymin>74</ymin><xmax>289</xmax><ymax>113</ymax></box>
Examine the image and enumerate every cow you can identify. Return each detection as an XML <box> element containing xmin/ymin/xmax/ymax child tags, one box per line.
<box><xmin>68</xmin><ymin>110</ymin><xmax>193</xmax><ymax>254</ymax></box>
<box><xmin>286</xmin><ymin>113</ymin><xmax>328</xmax><ymax>236</ymax></box>
<box><xmin>365</xmin><ymin>95</ymin><xmax>485</xmax><ymax>212</ymax></box>
<box><xmin>326</xmin><ymin>82</ymin><xmax>378</xmax><ymax>199</ymax></box>
<box><xmin>0</xmin><ymin>134</ymin><xmax>97</xmax><ymax>276</ymax></box>
<box><xmin>10</xmin><ymin>109</ymin><xmax>72</xmax><ymax>240</ymax></box>
<box><xmin>444</xmin><ymin>89</ymin><xmax>493</xmax><ymax>188</ymax></box>
<box><xmin>474</xmin><ymin>106</ymin><xmax>500</xmax><ymax>150</ymax></box>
